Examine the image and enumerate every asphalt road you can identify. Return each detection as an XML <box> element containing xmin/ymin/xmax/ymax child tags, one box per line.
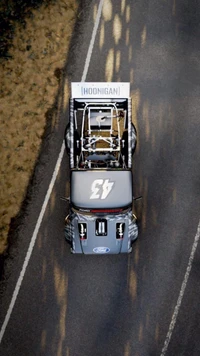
<box><xmin>1</xmin><ymin>0</ymin><xmax>200</xmax><ymax>355</ymax></box>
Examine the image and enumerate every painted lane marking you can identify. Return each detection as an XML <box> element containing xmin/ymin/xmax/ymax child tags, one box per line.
<box><xmin>160</xmin><ymin>219</ymin><xmax>200</xmax><ymax>356</ymax></box>
<box><xmin>0</xmin><ymin>0</ymin><xmax>104</xmax><ymax>343</ymax></box>
<box><xmin>0</xmin><ymin>143</ymin><xmax>65</xmax><ymax>343</ymax></box>
<box><xmin>81</xmin><ymin>0</ymin><xmax>104</xmax><ymax>82</ymax></box>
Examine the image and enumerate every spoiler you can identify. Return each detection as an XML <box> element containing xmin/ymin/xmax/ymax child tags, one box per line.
<box><xmin>71</xmin><ymin>82</ymin><xmax>130</xmax><ymax>99</ymax></box>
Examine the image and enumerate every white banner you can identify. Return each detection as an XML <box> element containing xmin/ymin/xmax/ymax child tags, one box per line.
<box><xmin>71</xmin><ymin>82</ymin><xmax>130</xmax><ymax>98</ymax></box>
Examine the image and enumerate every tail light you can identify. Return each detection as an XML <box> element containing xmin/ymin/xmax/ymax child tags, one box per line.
<box><xmin>78</xmin><ymin>223</ymin><xmax>87</xmax><ymax>240</ymax></box>
<box><xmin>116</xmin><ymin>223</ymin><xmax>125</xmax><ymax>239</ymax></box>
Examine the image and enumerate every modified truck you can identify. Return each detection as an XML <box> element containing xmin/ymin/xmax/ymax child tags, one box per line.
<box><xmin>64</xmin><ymin>82</ymin><xmax>138</xmax><ymax>254</ymax></box>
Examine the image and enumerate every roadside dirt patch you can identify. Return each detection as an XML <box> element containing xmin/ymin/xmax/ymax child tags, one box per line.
<box><xmin>0</xmin><ymin>0</ymin><xmax>78</xmax><ymax>255</ymax></box>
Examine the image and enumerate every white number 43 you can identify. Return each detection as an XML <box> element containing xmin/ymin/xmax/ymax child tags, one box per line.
<box><xmin>90</xmin><ymin>179</ymin><xmax>114</xmax><ymax>200</ymax></box>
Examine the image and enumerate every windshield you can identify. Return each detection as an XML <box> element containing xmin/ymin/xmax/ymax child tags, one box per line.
<box><xmin>71</xmin><ymin>170</ymin><xmax>132</xmax><ymax>209</ymax></box>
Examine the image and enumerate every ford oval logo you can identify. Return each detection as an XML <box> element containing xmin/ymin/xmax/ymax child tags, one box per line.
<box><xmin>93</xmin><ymin>247</ymin><xmax>110</xmax><ymax>254</ymax></box>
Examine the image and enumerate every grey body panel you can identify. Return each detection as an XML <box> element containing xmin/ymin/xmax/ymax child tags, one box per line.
<box><xmin>71</xmin><ymin>170</ymin><xmax>132</xmax><ymax>209</ymax></box>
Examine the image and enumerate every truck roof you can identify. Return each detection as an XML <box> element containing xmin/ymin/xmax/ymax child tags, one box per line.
<box><xmin>71</xmin><ymin>170</ymin><xmax>132</xmax><ymax>209</ymax></box>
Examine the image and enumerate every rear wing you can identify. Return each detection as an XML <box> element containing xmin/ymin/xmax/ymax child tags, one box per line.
<box><xmin>71</xmin><ymin>82</ymin><xmax>130</xmax><ymax>99</ymax></box>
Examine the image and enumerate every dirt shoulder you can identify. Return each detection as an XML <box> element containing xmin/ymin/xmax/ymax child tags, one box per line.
<box><xmin>0</xmin><ymin>0</ymin><xmax>78</xmax><ymax>255</ymax></box>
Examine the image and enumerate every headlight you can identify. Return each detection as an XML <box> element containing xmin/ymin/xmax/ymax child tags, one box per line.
<box><xmin>78</xmin><ymin>223</ymin><xmax>87</xmax><ymax>240</ymax></box>
<box><xmin>116</xmin><ymin>223</ymin><xmax>125</xmax><ymax>239</ymax></box>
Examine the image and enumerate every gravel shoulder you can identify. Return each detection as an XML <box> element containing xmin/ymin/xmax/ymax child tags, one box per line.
<box><xmin>0</xmin><ymin>0</ymin><xmax>78</xmax><ymax>257</ymax></box>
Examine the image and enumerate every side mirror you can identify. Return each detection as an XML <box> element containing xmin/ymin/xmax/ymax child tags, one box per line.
<box><xmin>60</xmin><ymin>196</ymin><xmax>70</xmax><ymax>202</ymax></box>
<box><xmin>133</xmin><ymin>196</ymin><xmax>142</xmax><ymax>201</ymax></box>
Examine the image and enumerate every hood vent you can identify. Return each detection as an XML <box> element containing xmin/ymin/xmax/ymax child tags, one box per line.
<box><xmin>78</xmin><ymin>223</ymin><xmax>87</xmax><ymax>240</ymax></box>
<box><xmin>96</xmin><ymin>219</ymin><xmax>107</xmax><ymax>236</ymax></box>
<box><xmin>116</xmin><ymin>222</ymin><xmax>125</xmax><ymax>239</ymax></box>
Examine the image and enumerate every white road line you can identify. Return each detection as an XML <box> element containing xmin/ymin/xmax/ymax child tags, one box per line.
<box><xmin>0</xmin><ymin>0</ymin><xmax>104</xmax><ymax>343</ymax></box>
<box><xmin>81</xmin><ymin>0</ymin><xmax>104</xmax><ymax>82</ymax></box>
<box><xmin>0</xmin><ymin>143</ymin><xmax>65</xmax><ymax>343</ymax></box>
<box><xmin>160</xmin><ymin>219</ymin><xmax>200</xmax><ymax>356</ymax></box>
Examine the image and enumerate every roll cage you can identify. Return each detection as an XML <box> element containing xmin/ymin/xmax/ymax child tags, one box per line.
<box><xmin>65</xmin><ymin>83</ymin><xmax>136</xmax><ymax>170</ymax></box>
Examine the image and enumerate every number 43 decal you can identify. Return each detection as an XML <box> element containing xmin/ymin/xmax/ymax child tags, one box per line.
<box><xmin>90</xmin><ymin>179</ymin><xmax>114</xmax><ymax>200</ymax></box>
